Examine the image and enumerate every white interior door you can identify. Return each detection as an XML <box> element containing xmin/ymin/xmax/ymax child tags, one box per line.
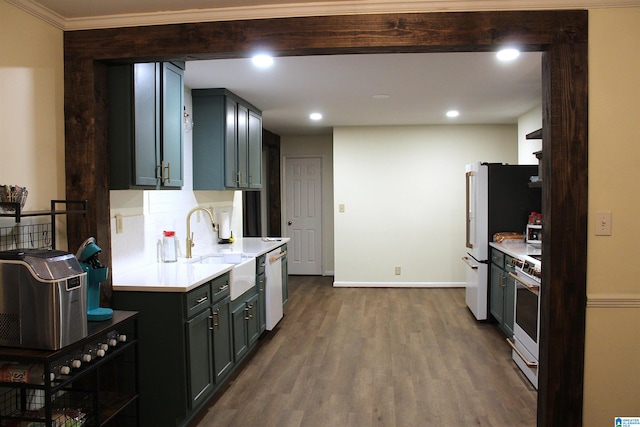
<box><xmin>284</xmin><ymin>157</ymin><xmax>322</xmax><ymax>275</ymax></box>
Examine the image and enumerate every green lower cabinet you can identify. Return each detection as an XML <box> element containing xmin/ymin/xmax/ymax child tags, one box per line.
<box><xmin>503</xmin><ymin>261</ymin><xmax>516</xmax><ymax>337</ymax></box>
<box><xmin>489</xmin><ymin>262</ymin><xmax>505</xmax><ymax>325</ymax></box>
<box><xmin>212</xmin><ymin>299</ymin><xmax>234</xmax><ymax>382</ymax></box>
<box><xmin>281</xmin><ymin>244</ymin><xmax>289</xmax><ymax>306</ymax></box>
<box><xmin>247</xmin><ymin>293</ymin><xmax>260</xmax><ymax>347</ymax></box>
<box><xmin>113</xmin><ymin>273</ymin><xmax>232</xmax><ymax>427</ymax></box>
<box><xmin>186</xmin><ymin>307</ymin><xmax>215</xmax><ymax>409</ymax></box>
<box><xmin>489</xmin><ymin>248</ymin><xmax>516</xmax><ymax>337</ymax></box>
<box><xmin>232</xmin><ymin>290</ymin><xmax>261</xmax><ymax>363</ymax></box>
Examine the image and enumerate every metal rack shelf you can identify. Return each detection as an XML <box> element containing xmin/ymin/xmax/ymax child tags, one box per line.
<box><xmin>0</xmin><ymin>200</ymin><xmax>87</xmax><ymax>251</ymax></box>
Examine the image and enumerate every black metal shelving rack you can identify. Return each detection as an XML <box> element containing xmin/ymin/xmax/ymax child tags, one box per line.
<box><xmin>0</xmin><ymin>200</ymin><xmax>87</xmax><ymax>250</ymax></box>
<box><xmin>0</xmin><ymin>311</ymin><xmax>139</xmax><ymax>427</ymax></box>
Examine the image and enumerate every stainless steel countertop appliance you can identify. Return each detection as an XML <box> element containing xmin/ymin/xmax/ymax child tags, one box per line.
<box><xmin>0</xmin><ymin>249</ymin><xmax>88</xmax><ymax>350</ymax></box>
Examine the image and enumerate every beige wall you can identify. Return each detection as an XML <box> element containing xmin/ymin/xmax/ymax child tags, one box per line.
<box><xmin>583</xmin><ymin>7</ymin><xmax>640</xmax><ymax>426</ymax></box>
<box><xmin>0</xmin><ymin>2</ymin><xmax>64</xmax><ymax>210</ymax></box>
<box><xmin>0</xmin><ymin>2</ymin><xmax>67</xmax><ymax>247</ymax></box>
<box><xmin>332</xmin><ymin>124</ymin><xmax>518</xmax><ymax>285</ymax></box>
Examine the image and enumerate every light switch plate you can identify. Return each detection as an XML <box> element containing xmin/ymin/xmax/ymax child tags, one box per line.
<box><xmin>595</xmin><ymin>211</ymin><xmax>612</xmax><ymax>236</ymax></box>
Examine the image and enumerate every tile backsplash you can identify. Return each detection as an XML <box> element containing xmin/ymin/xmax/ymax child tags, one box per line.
<box><xmin>110</xmin><ymin>189</ymin><xmax>243</xmax><ymax>273</ymax></box>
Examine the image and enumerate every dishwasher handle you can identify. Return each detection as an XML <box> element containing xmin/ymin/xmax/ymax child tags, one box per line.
<box><xmin>269</xmin><ymin>250</ymin><xmax>287</xmax><ymax>263</ymax></box>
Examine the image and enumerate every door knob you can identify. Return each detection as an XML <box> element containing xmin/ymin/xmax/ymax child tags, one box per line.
<box><xmin>287</xmin><ymin>221</ymin><xmax>292</xmax><ymax>225</ymax></box>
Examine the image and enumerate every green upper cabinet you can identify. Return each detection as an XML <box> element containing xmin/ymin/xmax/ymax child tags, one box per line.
<box><xmin>108</xmin><ymin>62</ymin><xmax>184</xmax><ymax>189</ymax></box>
<box><xmin>192</xmin><ymin>89</ymin><xmax>262</xmax><ymax>191</ymax></box>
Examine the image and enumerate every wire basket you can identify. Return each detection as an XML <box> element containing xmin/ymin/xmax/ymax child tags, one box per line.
<box><xmin>0</xmin><ymin>186</ymin><xmax>28</xmax><ymax>214</ymax></box>
<box><xmin>0</xmin><ymin>387</ymin><xmax>92</xmax><ymax>426</ymax></box>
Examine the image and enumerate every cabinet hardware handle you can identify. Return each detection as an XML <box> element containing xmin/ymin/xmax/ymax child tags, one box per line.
<box><xmin>244</xmin><ymin>306</ymin><xmax>250</xmax><ymax>320</ymax></box>
<box><xmin>211</xmin><ymin>308</ymin><xmax>220</xmax><ymax>331</ymax></box>
<box><xmin>196</xmin><ymin>296</ymin><xmax>208</xmax><ymax>304</ymax></box>
<box><xmin>218</xmin><ymin>284</ymin><xmax>229</xmax><ymax>292</ymax></box>
<box><xmin>165</xmin><ymin>162</ymin><xmax>171</xmax><ymax>183</ymax></box>
<box><xmin>501</xmin><ymin>274</ymin><xmax>506</xmax><ymax>288</ymax></box>
<box><xmin>506</xmin><ymin>338</ymin><xmax>538</xmax><ymax>368</ymax></box>
<box><xmin>209</xmin><ymin>313</ymin><xmax>216</xmax><ymax>331</ymax></box>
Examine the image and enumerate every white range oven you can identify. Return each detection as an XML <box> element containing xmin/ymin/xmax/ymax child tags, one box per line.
<box><xmin>506</xmin><ymin>255</ymin><xmax>541</xmax><ymax>389</ymax></box>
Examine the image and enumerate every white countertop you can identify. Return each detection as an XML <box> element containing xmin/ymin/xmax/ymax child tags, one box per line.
<box><xmin>112</xmin><ymin>237</ymin><xmax>289</xmax><ymax>293</ymax></box>
<box><xmin>489</xmin><ymin>241</ymin><xmax>541</xmax><ymax>266</ymax></box>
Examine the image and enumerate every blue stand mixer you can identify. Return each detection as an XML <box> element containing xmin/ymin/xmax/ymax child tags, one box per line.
<box><xmin>76</xmin><ymin>237</ymin><xmax>113</xmax><ymax>321</ymax></box>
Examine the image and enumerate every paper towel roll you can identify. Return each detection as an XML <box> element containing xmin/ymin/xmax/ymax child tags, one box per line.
<box><xmin>218</xmin><ymin>212</ymin><xmax>231</xmax><ymax>239</ymax></box>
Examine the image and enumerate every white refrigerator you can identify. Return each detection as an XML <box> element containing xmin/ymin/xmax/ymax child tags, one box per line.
<box><xmin>463</xmin><ymin>162</ymin><xmax>540</xmax><ymax>320</ymax></box>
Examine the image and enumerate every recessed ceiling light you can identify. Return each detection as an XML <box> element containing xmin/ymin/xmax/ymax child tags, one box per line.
<box><xmin>496</xmin><ymin>48</ymin><xmax>520</xmax><ymax>61</ymax></box>
<box><xmin>446</xmin><ymin>110</ymin><xmax>460</xmax><ymax>118</ymax></box>
<box><xmin>310</xmin><ymin>112</ymin><xmax>322</xmax><ymax>121</ymax></box>
<box><xmin>251</xmin><ymin>54</ymin><xmax>274</xmax><ymax>68</ymax></box>
<box><xmin>372</xmin><ymin>94</ymin><xmax>390</xmax><ymax>99</ymax></box>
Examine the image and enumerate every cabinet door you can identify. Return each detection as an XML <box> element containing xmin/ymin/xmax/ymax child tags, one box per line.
<box><xmin>281</xmin><ymin>251</ymin><xmax>289</xmax><ymax>306</ymax></box>
<box><xmin>133</xmin><ymin>62</ymin><xmax>161</xmax><ymax>187</ymax></box>
<box><xmin>489</xmin><ymin>262</ymin><xmax>504</xmax><ymax>325</ymax></box>
<box><xmin>232</xmin><ymin>303</ymin><xmax>249</xmax><ymax>362</ymax></box>
<box><xmin>247</xmin><ymin>110</ymin><xmax>262</xmax><ymax>189</ymax></box>
<box><xmin>247</xmin><ymin>293</ymin><xmax>260</xmax><ymax>347</ymax></box>
<box><xmin>224</xmin><ymin>96</ymin><xmax>238</xmax><ymax>188</ymax></box>
<box><xmin>236</xmin><ymin>103</ymin><xmax>249</xmax><ymax>188</ymax></box>
<box><xmin>503</xmin><ymin>263</ymin><xmax>516</xmax><ymax>337</ymax></box>
<box><xmin>257</xmin><ymin>271</ymin><xmax>266</xmax><ymax>334</ymax></box>
<box><xmin>160</xmin><ymin>62</ymin><xmax>184</xmax><ymax>188</ymax></box>
<box><xmin>186</xmin><ymin>308</ymin><xmax>214</xmax><ymax>409</ymax></box>
<box><xmin>212</xmin><ymin>298</ymin><xmax>233</xmax><ymax>383</ymax></box>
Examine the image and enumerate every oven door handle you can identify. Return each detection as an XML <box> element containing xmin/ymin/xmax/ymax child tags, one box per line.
<box><xmin>506</xmin><ymin>338</ymin><xmax>539</xmax><ymax>368</ymax></box>
<box><xmin>461</xmin><ymin>256</ymin><xmax>478</xmax><ymax>270</ymax></box>
<box><xmin>508</xmin><ymin>272</ymin><xmax>540</xmax><ymax>293</ymax></box>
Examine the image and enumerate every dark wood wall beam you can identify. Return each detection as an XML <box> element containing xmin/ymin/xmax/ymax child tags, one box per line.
<box><xmin>63</xmin><ymin>9</ymin><xmax>588</xmax><ymax>426</ymax></box>
<box><xmin>64</xmin><ymin>10</ymin><xmax>586</xmax><ymax>62</ymax></box>
<box><xmin>538</xmin><ymin>39</ymin><xmax>588</xmax><ymax>426</ymax></box>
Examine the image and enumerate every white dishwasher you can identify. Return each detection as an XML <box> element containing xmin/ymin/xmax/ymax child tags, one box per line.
<box><xmin>265</xmin><ymin>247</ymin><xmax>285</xmax><ymax>330</ymax></box>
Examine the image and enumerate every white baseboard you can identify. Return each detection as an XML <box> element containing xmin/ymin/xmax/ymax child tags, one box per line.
<box><xmin>333</xmin><ymin>281</ymin><xmax>465</xmax><ymax>288</ymax></box>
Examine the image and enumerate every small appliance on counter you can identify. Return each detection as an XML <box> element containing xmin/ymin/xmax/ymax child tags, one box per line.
<box><xmin>526</xmin><ymin>211</ymin><xmax>542</xmax><ymax>248</ymax></box>
<box><xmin>76</xmin><ymin>237</ymin><xmax>113</xmax><ymax>321</ymax></box>
<box><xmin>0</xmin><ymin>249</ymin><xmax>88</xmax><ymax>350</ymax></box>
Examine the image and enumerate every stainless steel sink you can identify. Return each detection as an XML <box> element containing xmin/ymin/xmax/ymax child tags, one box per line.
<box><xmin>188</xmin><ymin>254</ymin><xmax>256</xmax><ymax>300</ymax></box>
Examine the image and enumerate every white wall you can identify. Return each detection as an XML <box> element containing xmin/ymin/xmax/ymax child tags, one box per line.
<box><xmin>332</xmin><ymin>124</ymin><xmax>518</xmax><ymax>286</ymax></box>
<box><xmin>517</xmin><ymin>104</ymin><xmax>543</xmax><ymax>165</ymax></box>
<box><xmin>280</xmin><ymin>134</ymin><xmax>335</xmax><ymax>274</ymax></box>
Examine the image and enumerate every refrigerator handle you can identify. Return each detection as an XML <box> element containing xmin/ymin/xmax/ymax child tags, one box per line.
<box><xmin>466</xmin><ymin>171</ymin><xmax>473</xmax><ymax>249</ymax></box>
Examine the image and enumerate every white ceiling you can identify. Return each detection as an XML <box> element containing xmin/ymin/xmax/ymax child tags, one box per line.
<box><xmin>184</xmin><ymin>52</ymin><xmax>542</xmax><ymax>136</ymax></box>
<box><xmin>12</xmin><ymin>0</ymin><xmax>547</xmax><ymax>136</ymax></box>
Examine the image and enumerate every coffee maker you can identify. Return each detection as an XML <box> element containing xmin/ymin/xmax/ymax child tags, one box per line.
<box><xmin>76</xmin><ymin>237</ymin><xmax>113</xmax><ymax>321</ymax></box>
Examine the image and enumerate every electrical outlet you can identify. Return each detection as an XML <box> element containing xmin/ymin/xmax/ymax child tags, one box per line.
<box><xmin>395</xmin><ymin>266</ymin><xmax>401</xmax><ymax>275</ymax></box>
<box><xmin>595</xmin><ymin>211</ymin><xmax>612</xmax><ymax>236</ymax></box>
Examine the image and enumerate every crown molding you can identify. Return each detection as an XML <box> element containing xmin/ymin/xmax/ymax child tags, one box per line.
<box><xmin>6</xmin><ymin>0</ymin><xmax>640</xmax><ymax>31</ymax></box>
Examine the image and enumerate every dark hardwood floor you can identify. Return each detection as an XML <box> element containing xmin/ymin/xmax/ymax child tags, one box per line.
<box><xmin>193</xmin><ymin>275</ymin><xmax>537</xmax><ymax>426</ymax></box>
